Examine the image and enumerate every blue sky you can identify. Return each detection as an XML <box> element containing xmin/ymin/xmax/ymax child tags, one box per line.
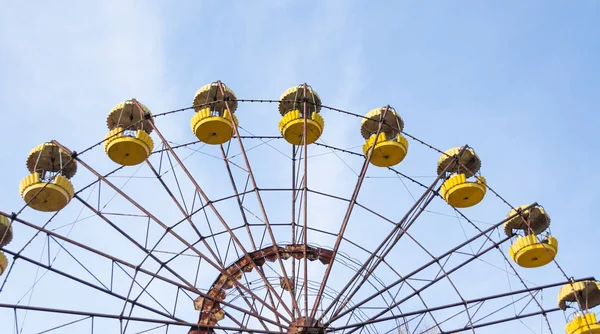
<box><xmin>0</xmin><ymin>1</ymin><xmax>599</xmax><ymax>333</ymax></box>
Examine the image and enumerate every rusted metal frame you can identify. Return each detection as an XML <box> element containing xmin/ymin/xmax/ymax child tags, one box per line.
<box><xmin>112</xmin><ymin>260</ymin><xmax>176</xmax><ymax>318</ymax></box>
<box><xmin>301</xmin><ymin>83</ymin><xmax>310</xmax><ymax>323</ymax></box>
<box><xmin>329</xmin><ymin>189</ymin><xmax>437</xmax><ymax>320</ymax></box>
<box><xmin>322</xmin><ymin>147</ymin><xmax>467</xmax><ymax>323</ymax></box>
<box><xmin>10</xmin><ymin>165</ymin><xmax>123</xmax><ymax>260</ymax></box>
<box><xmin>0</xmin><ymin>211</ymin><xmax>198</xmax><ymax>298</ymax></box>
<box><xmin>302</xmin><ymin>197</ymin><xmax>464</xmax><ymax>332</ymax></box>
<box><xmin>310</xmin><ymin>106</ymin><xmax>391</xmax><ymax>321</ymax></box>
<box><xmin>120</xmin><ymin>270</ymin><xmax>143</xmax><ymax>333</ymax></box>
<box><xmin>73</xmin><ymin>178</ymin><xmax>291</xmax><ymax>327</ymax></box>
<box><xmin>71</xmin><ymin>197</ymin><xmax>284</xmax><ymax>327</ymax></box>
<box><xmin>0</xmin><ymin>247</ymin><xmax>180</xmax><ymax>322</ymax></box>
<box><xmin>450</xmin><ymin>205</ymin><xmax>556</xmax><ymax>333</ymax></box>
<box><xmin>0</xmin><ymin>303</ymin><xmax>283</xmax><ymax>334</ymax></box>
<box><xmin>224</xmin><ymin>311</ymin><xmax>251</xmax><ymax>333</ymax></box>
<box><xmin>219</xmin><ymin>145</ymin><xmax>258</xmax><ymax>251</ymax></box>
<box><xmin>67</xmin><ymin>185</ymin><xmax>286</xmax><ymax>327</ymax></box>
<box><xmin>144</xmin><ymin>160</ymin><xmax>224</xmax><ymax>268</ymax></box>
<box><xmin>217</xmin><ymin>81</ymin><xmax>301</xmax><ymax>318</ymax></box>
<box><xmin>429</xmin><ymin>254</ymin><xmax>476</xmax><ymax>333</ymax></box>
<box><xmin>45</xmin><ymin>235</ymin><xmax>108</xmax><ymax>290</ymax></box>
<box><xmin>152</xmin><ymin>136</ymin><xmax>284</xmax><ymax>154</ymax></box>
<box><xmin>437</xmin><ymin>308</ymin><xmax>561</xmax><ymax>334</ymax></box>
<box><xmin>308</xmin><ymin>189</ymin><xmax>396</xmax><ymax>228</ymax></box>
<box><xmin>130</xmin><ymin>101</ymin><xmax>294</xmax><ymax>322</ymax></box>
<box><xmin>219</xmin><ymin>145</ymin><xmax>284</xmax><ymax>329</ymax></box>
<box><xmin>311</xmin><ymin>141</ymin><xmax>556</xmax><ymax>331</ymax></box>
<box><xmin>328</xmin><ymin>203</ymin><xmax>539</xmax><ymax>326</ymax></box>
<box><xmin>231</xmin><ymin>284</ymin><xmax>273</xmax><ymax>332</ymax></box>
<box><xmin>291</xmin><ymin>144</ymin><xmax>298</xmax><ymax>319</ymax></box>
<box><xmin>342</xmin><ymin>237</ymin><xmax>511</xmax><ymax>334</ymax></box>
<box><xmin>381</xmin><ymin>196</ymin><xmax>474</xmax><ymax>333</ymax></box>
<box><xmin>101</xmin><ymin>106</ymin><xmax>293</xmax><ymax>323</ymax></box>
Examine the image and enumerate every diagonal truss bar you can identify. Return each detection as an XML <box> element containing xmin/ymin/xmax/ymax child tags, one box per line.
<box><xmin>328</xmin><ymin>202</ymin><xmax>539</xmax><ymax>326</ymax></box>
<box><xmin>143</xmin><ymin>159</ymin><xmax>223</xmax><ymax>266</ymax></box>
<box><xmin>0</xmin><ymin>211</ymin><xmax>195</xmax><ymax>298</ymax></box>
<box><xmin>125</xmin><ymin>100</ymin><xmax>294</xmax><ymax>321</ymax></box>
<box><xmin>0</xmin><ymin>303</ymin><xmax>282</xmax><ymax>333</ymax></box>
<box><xmin>144</xmin><ymin>153</ymin><xmax>277</xmax><ymax>322</ymax></box>
<box><xmin>309</xmin><ymin>106</ymin><xmax>391</xmax><ymax>320</ymax></box>
<box><xmin>291</xmin><ymin>145</ymin><xmax>298</xmax><ymax>318</ymax></box>
<box><xmin>0</xmin><ymin>248</ymin><xmax>180</xmax><ymax>322</ymax></box>
<box><xmin>301</xmin><ymin>83</ymin><xmax>310</xmax><ymax>323</ymax></box>
<box><xmin>219</xmin><ymin>144</ymin><xmax>284</xmax><ymax>327</ymax></box>
<box><xmin>321</xmin><ymin>146</ymin><xmax>468</xmax><ymax>323</ymax></box>
<box><xmin>53</xmin><ymin>140</ymin><xmax>291</xmax><ymax>326</ymax></box>
<box><xmin>217</xmin><ymin>81</ymin><xmax>302</xmax><ymax>317</ymax></box>
<box><xmin>328</xmin><ymin>277</ymin><xmax>593</xmax><ymax>331</ymax></box>
<box><xmin>70</xmin><ymin>196</ymin><xmax>284</xmax><ymax>327</ymax></box>
<box><xmin>343</xmin><ymin>236</ymin><xmax>512</xmax><ymax>334</ymax></box>
<box><xmin>440</xmin><ymin>308</ymin><xmax>561</xmax><ymax>334</ymax></box>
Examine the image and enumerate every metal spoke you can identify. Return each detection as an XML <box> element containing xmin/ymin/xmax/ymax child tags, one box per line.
<box><xmin>217</xmin><ymin>81</ymin><xmax>302</xmax><ymax>318</ymax></box>
<box><xmin>322</xmin><ymin>147</ymin><xmax>468</xmax><ymax>322</ymax></box>
<box><xmin>310</xmin><ymin>106</ymin><xmax>391</xmax><ymax>320</ymax></box>
<box><xmin>327</xmin><ymin>204</ymin><xmax>540</xmax><ymax>326</ymax></box>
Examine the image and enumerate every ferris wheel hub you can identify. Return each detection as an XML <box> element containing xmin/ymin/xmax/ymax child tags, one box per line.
<box><xmin>288</xmin><ymin>317</ymin><xmax>326</xmax><ymax>334</ymax></box>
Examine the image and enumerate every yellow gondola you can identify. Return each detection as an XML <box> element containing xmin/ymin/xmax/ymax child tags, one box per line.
<box><xmin>191</xmin><ymin>82</ymin><xmax>239</xmax><ymax>145</ymax></box>
<box><xmin>438</xmin><ymin>146</ymin><xmax>485</xmax><ymax>208</ymax></box>
<box><xmin>508</xmin><ymin>234</ymin><xmax>558</xmax><ymax>268</ymax></box>
<box><xmin>360</xmin><ymin>107</ymin><xmax>408</xmax><ymax>167</ymax></box>
<box><xmin>559</xmin><ymin>281</ymin><xmax>600</xmax><ymax>334</ymax></box>
<box><xmin>504</xmin><ymin>204</ymin><xmax>550</xmax><ymax>237</ymax></box>
<box><xmin>565</xmin><ymin>313</ymin><xmax>600</xmax><ymax>334</ymax></box>
<box><xmin>0</xmin><ymin>251</ymin><xmax>7</xmax><ymax>276</ymax></box>
<box><xmin>437</xmin><ymin>146</ymin><xmax>481</xmax><ymax>178</ymax></box>
<box><xmin>0</xmin><ymin>215</ymin><xmax>13</xmax><ymax>247</ymax></box>
<box><xmin>20</xmin><ymin>143</ymin><xmax>76</xmax><ymax>212</ymax></box>
<box><xmin>104</xmin><ymin>100</ymin><xmax>155</xmax><ymax>166</ymax></box>
<box><xmin>278</xmin><ymin>85</ymin><xmax>324</xmax><ymax>145</ymax></box>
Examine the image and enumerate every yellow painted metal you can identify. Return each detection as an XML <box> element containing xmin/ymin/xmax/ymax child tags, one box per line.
<box><xmin>440</xmin><ymin>173</ymin><xmax>487</xmax><ymax>208</ymax></box>
<box><xmin>278</xmin><ymin>85</ymin><xmax>321</xmax><ymax>116</ymax></box>
<box><xmin>191</xmin><ymin>108</ymin><xmax>239</xmax><ymax>145</ymax></box>
<box><xmin>436</xmin><ymin>146</ymin><xmax>481</xmax><ymax>178</ymax></box>
<box><xmin>278</xmin><ymin>109</ymin><xmax>325</xmax><ymax>145</ymax></box>
<box><xmin>566</xmin><ymin>313</ymin><xmax>600</xmax><ymax>334</ymax></box>
<box><xmin>0</xmin><ymin>251</ymin><xmax>7</xmax><ymax>276</ymax></box>
<box><xmin>193</xmin><ymin>82</ymin><xmax>238</xmax><ymax>114</ymax></box>
<box><xmin>360</xmin><ymin>107</ymin><xmax>404</xmax><ymax>140</ymax></box>
<box><xmin>104</xmin><ymin>128</ymin><xmax>154</xmax><ymax>166</ymax></box>
<box><xmin>509</xmin><ymin>234</ymin><xmax>558</xmax><ymax>268</ymax></box>
<box><xmin>107</xmin><ymin>100</ymin><xmax>154</xmax><ymax>133</ymax></box>
<box><xmin>504</xmin><ymin>204</ymin><xmax>551</xmax><ymax>237</ymax></box>
<box><xmin>558</xmin><ymin>280</ymin><xmax>600</xmax><ymax>310</ymax></box>
<box><xmin>362</xmin><ymin>132</ymin><xmax>409</xmax><ymax>167</ymax></box>
<box><xmin>0</xmin><ymin>215</ymin><xmax>13</xmax><ymax>247</ymax></box>
<box><xmin>19</xmin><ymin>173</ymin><xmax>74</xmax><ymax>212</ymax></box>
<box><xmin>26</xmin><ymin>143</ymin><xmax>77</xmax><ymax>178</ymax></box>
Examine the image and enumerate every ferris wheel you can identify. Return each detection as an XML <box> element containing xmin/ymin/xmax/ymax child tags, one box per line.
<box><xmin>0</xmin><ymin>81</ymin><xmax>597</xmax><ymax>334</ymax></box>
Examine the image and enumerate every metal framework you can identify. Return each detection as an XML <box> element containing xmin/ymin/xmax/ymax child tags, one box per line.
<box><xmin>0</xmin><ymin>94</ymin><xmax>588</xmax><ymax>334</ymax></box>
